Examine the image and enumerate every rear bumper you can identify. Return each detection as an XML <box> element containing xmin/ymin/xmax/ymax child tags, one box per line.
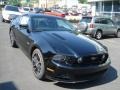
<box><xmin>82</xmin><ymin>28</ymin><xmax>96</xmax><ymax>37</ymax></box>
<box><xmin>46</xmin><ymin>58</ymin><xmax>111</xmax><ymax>83</ymax></box>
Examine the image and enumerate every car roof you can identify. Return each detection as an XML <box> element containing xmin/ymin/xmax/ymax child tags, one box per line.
<box><xmin>5</xmin><ymin>5</ymin><xmax>18</xmax><ymax>8</ymax></box>
<box><xmin>23</xmin><ymin>13</ymin><xmax>63</xmax><ymax>19</ymax></box>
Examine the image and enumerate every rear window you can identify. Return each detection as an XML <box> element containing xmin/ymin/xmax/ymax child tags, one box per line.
<box><xmin>80</xmin><ymin>17</ymin><xmax>92</xmax><ymax>23</ymax></box>
<box><xmin>5</xmin><ymin>6</ymin><xmax>19</xmax><ymax>12</ymax></box>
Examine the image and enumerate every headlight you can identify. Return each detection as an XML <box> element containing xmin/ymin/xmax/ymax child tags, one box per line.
<box><xmin>52</xmin><ymin>55</ymin><xmax>66</xmax><ymax>62</ymax></box>
<box><xmin>52</xmin><ymin>55</ymin><xmax>79</xmax><ymax>64</ymax></box>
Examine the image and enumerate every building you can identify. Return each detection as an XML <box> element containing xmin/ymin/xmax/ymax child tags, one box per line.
<box><xmin>88</xmin><ymin>0</ymin><xmax>120</xmax><ymax>21</ymax></box>
<box><xmin>38</xmin><ymin>0</ymin><xmax>61</xmax><ymax>8</ymax></box>
<box><xmin>38</xmin><ymin>0</ymin><xmax>78</xmax><ymax>8</ymax></box>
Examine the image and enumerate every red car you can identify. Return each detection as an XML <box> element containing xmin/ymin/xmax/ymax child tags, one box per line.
<box><xmin>44</xmin><ymin>9</ymin><xmax>65</xmax><ymax>18</ymax></box>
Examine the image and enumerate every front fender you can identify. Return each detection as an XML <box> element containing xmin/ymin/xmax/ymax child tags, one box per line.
<box><xmin>29</xmin><ymin>40</ymin><xmax>56</xmax><ymax>60</ymax></box>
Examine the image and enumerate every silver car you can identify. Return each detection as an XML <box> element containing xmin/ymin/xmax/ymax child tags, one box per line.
<box><xmin>77</xmin><ymin>16</ymin><xmax>120</xmax><ymax>39</ymax></box>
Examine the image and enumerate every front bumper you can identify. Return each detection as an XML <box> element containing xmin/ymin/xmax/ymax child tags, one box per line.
<box><xmin>3</xmin><ymin>14</ymin><xmax>10</xmax><ymax>21</ymax></box>
<box><xmin>3</xmin><ymin>14</ymin><xmax>18</xmax><ymax>21</ymax></box>
<box><xmin>46</xmin><ymin>58</ymin><xmax>111</xmax><ymax>83</ymax></box>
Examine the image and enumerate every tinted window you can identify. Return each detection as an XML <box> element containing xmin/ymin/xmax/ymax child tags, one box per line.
<box><xmin>95</xmin><ymin>18</ymin><xmax>100</xmax><ymax>23</ymax></box>
<box><xmin>56</xmin><ymin>19</ymin><xmax>72</xmax><ymax>30</ymax></box>
<box><xmin>99</xmin><ymin>19</ymin><xmax>108</xmax><ymax>24</ymax></box>
<box><xmin>5</xmin><ymin>6</ymin><xmax>19</xmax><ymax>12</ymax></box>
<box><xmin>31</xmin><ymin>16</ymin><xmax>74</xmax><ymax>31</ymax></box>
<box><xmin>80</xmin><ymin>17</ymin><xmax>92</xmax><ymax>23</ymax></box>
<box><xmin>107</xmin><ymin>19</ymin><xmax>114</xmax><ymax>25</ymax></box>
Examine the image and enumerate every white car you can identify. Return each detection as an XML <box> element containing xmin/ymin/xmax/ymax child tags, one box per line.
<box><xmin>19</xmin><ymin>7</ymin><xmax>31</xmax><ymax>13</ymax></box>
<box><xmin>2</xmin><ymin>5</ymin><xmax>21</xmax><ymax>22</ymax></box>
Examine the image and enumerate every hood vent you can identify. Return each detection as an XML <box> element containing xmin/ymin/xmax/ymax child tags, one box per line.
<box><xmin>52</xmin><ymin>33</ymin><xmax>66</xmax><ymax>40</ymax></box>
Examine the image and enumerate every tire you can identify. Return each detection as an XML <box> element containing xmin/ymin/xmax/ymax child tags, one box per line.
<box><xmin>115</xmin><ymin>30</ymin><xmax>120</xmax><ymax>38</ymax></box>
<box><xmin>9</xmin><ymin>30</ymin><xmax>18</xmax><ymax>48</ymax></box>
<box><xmin>32</xmin><ymin>49</ymin><xmax>45</xmax><ymax>80</ymax></box>
<box><xmin>95</xmin><ymin>31</ymin><xmax>102</xmax><ymax>40</ymax></box>
<box><xmin>1</xmin><ymin>17</ymin><xmax>4</xmax><ymax>22</ymax></box>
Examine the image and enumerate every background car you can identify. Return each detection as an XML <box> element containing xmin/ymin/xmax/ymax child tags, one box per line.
<box><xmin>1</xmin><ymin>5</ymin><xmax>21</xmax><ymax>22</ymax></box>
<box><xmin>69</xmin><ymin>10</ymin><xmax>79</xmax><ymax>16</ymax></box>
<box><xmin>19</xmin><ymin>7</ymin><xmax>31</xmax><ymax>13</ymax></box>
<box><xmin>32</xmin><ymin>7</ymin><xmax>44</xmax><ymax>13</ymax></box>
<box><xmin>44</xmin><ymin>9</ymin><xmax>65</xmax><ymax>18</ymax></box>
<box><xmin>77</xmin><ymin>16</ymin><xmax>120</xmax><ymax>39</ymax></box>
<box><xmin>9</xmin><ymin>13</ymin><xmax>110</xmax><ymax>83</ymax></box>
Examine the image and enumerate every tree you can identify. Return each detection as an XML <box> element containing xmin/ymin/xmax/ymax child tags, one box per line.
<box><xmin>78</xmin><ymin>0</ymin><xmax>87</xmax><ymax>3</ymax></box>
<box><xmin>7</xmin><ymin>0</ymin><xmax>21</xmax><ymax>6</ymax></box>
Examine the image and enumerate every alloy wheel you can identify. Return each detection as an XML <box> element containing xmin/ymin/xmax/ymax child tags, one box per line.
<box><xmin>32</xmin><ymin>49</ymin><xmax>45</xmax><ymax>80</ymax></box>
<box><xmin>95</xmin><ymin>31</ymin><xmax>102</xmax><ymax>40</ymax></box>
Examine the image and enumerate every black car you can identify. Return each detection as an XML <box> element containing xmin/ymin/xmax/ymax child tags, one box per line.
<box><xmin>32</xmin><ymin>8</ymin><xmax>44</xmax><ymax>13</ymax></box>
<box><xmin>9</xmin><ymin>13</ymin><xmax>110</xmax><ymax>83</ymax></box>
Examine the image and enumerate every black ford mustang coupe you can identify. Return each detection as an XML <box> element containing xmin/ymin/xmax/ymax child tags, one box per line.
<box><xmin>9</xmin><ymin>13</ymin><xmax>110</xmax><ymax>83</ymax></box>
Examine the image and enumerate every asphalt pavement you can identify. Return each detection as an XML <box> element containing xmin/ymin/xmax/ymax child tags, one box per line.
<box><xmin>0</xmin><ymin>15</ymin><xmax>120</xmax><ymax>90</ymax></box>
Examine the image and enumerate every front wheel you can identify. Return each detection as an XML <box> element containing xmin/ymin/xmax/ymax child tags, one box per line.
<box><xmin>32</xmin><ymin>49</ymin><xmax>45</xmax><ymax>80</ymax></box>
<box><xmin>1</xmin><ymin>17</ymin><xmax>5</xmax><ymax>22</ymax></box>
<box><xmin>95</xmin><ymin>31</ymin><xmax>102</xmax><ymax>40</ymax></box>
<box><xmin>9</xmin><ymin>30</ymin><xmax>18</xmax><ymax>48</ymax></box>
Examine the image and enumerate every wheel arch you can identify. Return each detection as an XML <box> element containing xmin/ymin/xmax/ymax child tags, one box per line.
<box><xmin>117</xmin><ymin>28</ymin><xmax>120</xmax><ymax>31</ymax></box>
<box><xmin>30</xmin><ymin>45</ymin><xmax>41</xmax><ymax>60</ymax></box>
<box><xmin>94</xmin><ymin>29</ymin><xmax>103</xmax><ymax>37</ymax></box>
<box><xmin>97</xmin><ymin>29</ymin><xmax>103</xmax><ymax>33</ymax></box>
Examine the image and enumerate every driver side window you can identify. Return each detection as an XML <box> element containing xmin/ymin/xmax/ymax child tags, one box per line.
<box><xmin>19</xmin><ymin>16</ymin><xmax>29</xmax><ymax>26</ymax></box>
<box><xmin>107</xmin><ymin>19</ymin><xmax>114</xmax><ymax>25</ymax></box>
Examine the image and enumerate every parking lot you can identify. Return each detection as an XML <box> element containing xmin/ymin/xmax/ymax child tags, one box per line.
<box><xmin>0</xmin><ymin>15</ymin><xmax>120</xmax><ymax>90</ymax></box>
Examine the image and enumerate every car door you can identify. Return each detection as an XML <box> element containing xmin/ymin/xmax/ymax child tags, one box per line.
<box><xmin>106</xmin><ymin>19</ymin><xmax>117</xmax><ymax>35</ymax></box>
<box><xmin>15</xmin><ymin>15</ymin><xmax>33</xmax><ymax>54</ymax></box>
<box><xmin>99</xmin><ymin>18</ymin><xmax>111</xmax><ymax>35</ymax></box>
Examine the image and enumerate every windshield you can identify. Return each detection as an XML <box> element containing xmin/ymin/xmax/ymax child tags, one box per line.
<box><xmin>24</xmin><ymin>8</ymin><xmax>30</xmax><ymax>11</ymax></box>
<box><xmin>5</xmin><ymin>6</ymin><xmax>19</xmax><ymax>12</ymax></box>
<box><xmin>80</xmin><ymin>17</ymin><xmax>92</xmax><ymax>23</ymax></box>
<box><xmin>31</xmin><ymin>16</ymin><xmax>75</xmax><ymax>31</ymax></box>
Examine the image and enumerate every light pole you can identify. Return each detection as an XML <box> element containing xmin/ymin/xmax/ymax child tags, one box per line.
<box><xmin>46</xmin><ymin>0</ymin><xmax>47</xmax><ymax>8</ymax></box>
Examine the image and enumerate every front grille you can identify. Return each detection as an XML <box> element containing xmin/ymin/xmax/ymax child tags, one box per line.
<box><xmin>81</xmin><ymin>53</ymin><xmax>108</xmax><ymax>66</ymax></box>
<box><xmin>65</xmin><ymin>53</ymin><xmax>108</xmax><ymax>66</ymax></box>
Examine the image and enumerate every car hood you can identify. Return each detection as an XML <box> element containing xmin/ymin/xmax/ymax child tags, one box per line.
<box><xmin>3</xmin><ymin>10</ymin><xmax>21</xmax><ymax>15</ymax></box>
<box><xmin>34</xmin><ymin>31</ymin><xmax>106</xmax><ymax>57</ymax></box>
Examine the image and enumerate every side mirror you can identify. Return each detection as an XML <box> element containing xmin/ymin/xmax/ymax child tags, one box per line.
<box><xmin>19</xmin><ymin>23</ymin><xmax>30</xmax><ymax>33</ymax></box>
<box><xmin>19</xmin><ymin>16</ymin><xmax>30</xmax><ymax>33</ymax></box>
<box><xmin>19</xmin><ymin>22</ymin><xmax>28</xmax><ymax>28</ymax></box>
